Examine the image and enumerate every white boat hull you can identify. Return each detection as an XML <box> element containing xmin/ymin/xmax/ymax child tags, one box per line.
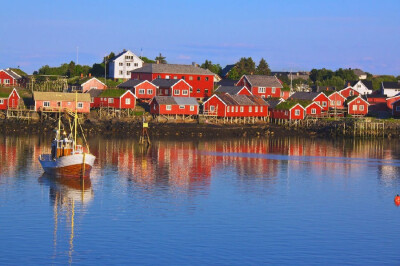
<box><xmin>39</xmin><ymin>153</ymin><xmax>96</xmax><ymax>177</ymax></box>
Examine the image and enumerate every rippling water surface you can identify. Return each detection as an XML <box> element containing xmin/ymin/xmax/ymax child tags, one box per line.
<box><xmin>1</xmin><ymin>134</ymin><xmax>400</xmax><ymax>265</ymax></box>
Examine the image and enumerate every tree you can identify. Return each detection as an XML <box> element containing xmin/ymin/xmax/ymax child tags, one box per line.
<box><xmin>155</xmin><ymin>53</ymin><xmax>167</xmax><ymax>64</ymax></box>
<box><xmin>140</xmin><ymin>56</ymin><xmax>155</xmax><ymax>63</ymax></box>
<box><xmin>227</xmin><ymin>66</ymin><xmax>241</xmax><ymax>80</ymax></box>
<box><xmin>256</xmin><ymin>58</ymin><xmax>271</xmax><ymax>75</ymax></box>
<box><xmin>201</xmin><ymin>60</ymin><xmax>222</xmax><ymax>75</ymax></box>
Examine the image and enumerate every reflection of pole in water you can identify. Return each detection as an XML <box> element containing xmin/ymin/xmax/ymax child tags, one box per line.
<box><xmin>68</xmin><ymin>199</ymin><xmax>75</xmax><ymax>265</ymax></box>
<box><xmin>52</xmin><ymin>193</ymin><xmax>58</xmax><ymax>259</ymax></box>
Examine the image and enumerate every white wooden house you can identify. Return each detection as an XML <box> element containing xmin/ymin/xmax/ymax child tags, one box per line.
<box><xmin>108</xmin><ymin>49</ymin><xmax>143</xmax><ymax>80</ymax></box>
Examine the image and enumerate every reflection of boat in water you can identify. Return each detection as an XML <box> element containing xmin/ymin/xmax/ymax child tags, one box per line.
<box><xmin>38</xmin><ymin>97</ymin><xmax>95</xmax><ymax>177</ymax></box>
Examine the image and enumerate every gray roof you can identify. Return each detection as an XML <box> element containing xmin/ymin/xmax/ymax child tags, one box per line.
<box><xmin>221</xmin><ymin>64</ymin><xmax>235</xmax><ymax>77</ymax></box>
<box><xmin>263</xmin><ymin>98</ymin><xmax>282</xmax><ymax>109</ymax></box>
<box><xmin>353</xmin><ymin>69</ymin><xmax>366</xmax><ymax>76</ymax></box>
<box><xmin>217</xmin><ymin>79</ymin><xmax>238</xmax><ymax>86</ymax></box>
<box><xmin>289</xmin><ymin>92</ymin><xmax>320</xmax><ymax>101</ymax></box>
<box><xmin>244</xmin><ymin>75</ymin><xmax>283</xmax><ymax>88</ymax></box>
<box><xmin>2</xmin><ymin>69</ymin><xmax>21</xmax><ymax>80</ymax></box>
<box><xmin>230</xmin><ymin>95</ymin><xmax>256</xmax><ymax>105</ymax></box>
<box><xmin>117</xmin><ymin>79</ymin><xmax>149</xmax><ymax>88</ymax></box>
<box><xmin>151</xmin><ymin>78</ymin><xmax>181</xmax><ymax>88</ymax></box>
<box><xmin>214</xmin><ymin>85</ymin><xmax>247</xmax><ymax>95</ymax></box>
<box><xmin>174</xmin><ymin>97</ymin><xmax>199</xmax><ymax>106</ymax></box>
<box><xmin>131</xmin><ymin>64</ymin><xmax>214</xmax><ymax>75</ymax></box>
<box><xmin>311</xmin><ymin>85</ymin><xmax>337</xmax><ymax>93</ymax></box>
<box><xmin>86</xmin><ymin>89</ymin><xmax>103</xmax><ymax>98</ymax></box>
<box><xmin>216</xmin><ymin>94</ymin><xmax>267</xmax><ymax>106</ymax></box>
<box><xmin>152</xmin><ymin>96</ymin><xmax>198</xmax><ymax>105</ymax></box>
<box><xmin>382</xmin><ymin>82</ymin><xmax>400</xmax><ymax>90</ymax></box>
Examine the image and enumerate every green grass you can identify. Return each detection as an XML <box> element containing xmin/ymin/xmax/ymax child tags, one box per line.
<box><xmin>275</xmin><ymin>99</ymin><xmax>312</xmax><ymax>110</ymax></box>
<box><xmin>99</xmin><ymin>89</ymin><xmax>127</xmax><ymax>97</ymax></box>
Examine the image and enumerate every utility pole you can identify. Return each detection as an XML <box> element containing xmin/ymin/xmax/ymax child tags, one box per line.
<box><xmin>76</xmin><ymin>46</ymin><xmax>79</xmax><ymax>65</ymax></box>
<box><xmin>104</xmin><ymin>55</ymin><xmax>107</xmax><ymax>85</ymax></box>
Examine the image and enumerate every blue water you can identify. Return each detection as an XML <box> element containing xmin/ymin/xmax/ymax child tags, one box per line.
<box><xmin>0</xmin><ymin>135</ymin><xmax>400</xmax><ymax>265</ymax></box>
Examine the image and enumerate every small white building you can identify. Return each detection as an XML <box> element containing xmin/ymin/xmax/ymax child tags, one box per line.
<box><xmin>381</xmin><ymin>81</ymin><xmax>400</xmax><ymax>97</ymax></box>
<box><xmin>108</xmin><ymin>49</ymin><xmax>143</xmax><ymax>80</ymax></box>
<box><xmin>344</xmin><ymin>80</ymin><xmax>373</xmax><ymax>95</ymax></box>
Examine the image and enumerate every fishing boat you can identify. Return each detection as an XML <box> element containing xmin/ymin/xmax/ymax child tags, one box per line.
<box><xmin>39</xmin><ymin>94</ymin><xmax>95</xmax><ymax>177</ymax></box>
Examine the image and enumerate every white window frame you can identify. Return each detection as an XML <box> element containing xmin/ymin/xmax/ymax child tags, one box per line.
<box><xmin>272</xmin><ymin>87</ymin><xmax>276</xmax><ymax>93</ymax></box>
<box><xmin>182</xmin><ymin>90</ymin><xmax>188</xmax><ymax>95</ymax></box>
<box><xmin>258</xmin><ymin>87</ymin><xmax>266</xmax><ymax>93</ymax></box>
<box><xmin>240</xmin><ymin>106</ymin><xmax>244</xmax><ymax>112</ymax></box>
<box><xmin>311</xmin><ymin>108</ymin><xmax>316</xmax><ymax>114</ymax></box>
<box><xmin>4</xmin><ymin>79</ymin><xmax>10</xmax><ymax>84</ymax></box>
<box><xmin>249</xmin><ymin>106</ymin><xmax>252</xmax><ymax>112</ymax></box>
<box><xmin>166</xmin><ymin>105</ymin><xmax>172</xmax><ymax>111</ymax></box>
<box><xmin>165</xmin><ymin>75</ymin><xmax>170</xmax><ymax>79</ymax></box>
<box><xmin>295</xmin><ymin>109</ymin><xmax>300</xmax><ymax>116</ymax></box>
<box><xmin>337</xmin><ymin>100</ymin><xmax>341</xmax><ymax>106</ymax></box>
<box><xmin>359</xmin><ymin>105</ymin><xmax>364</xmax><ymax>111</ymax></box>
<box><xmin>322</xmin><ymin>101</ymin><xmax>327</xmax><ymax>107</ymax></box>
<box><xmin>174</xmin><ymin>89</ymin><xmax>180</xmax><ymax>95</ymax></box>
<box><xmin>127</xmin><ymin>63</ymin><xmax>131</xmax><ymax>66</ymax></box>
<box><xmin>0</xmin><ymin>99</ymin><xmax>4</xmax><ymax>104</ymax></box>
<box><xmin>330</xmin><ymin>100</ymin><xmax>335</xmax><ymax>106</ymax></box>
<box><xmin>147</xmin><ymin>89</ymin><xmax>153</xmax><ymax>95</ymax></box>
<box><xmin>227</xmin><ymin>107</ymin><xmax>230</xmax><ymax>113</ymax></box>
<box><xmin>210</xmin><ymin>105</ymin><xmax>215</xmax><ymax>111</ymax></box>
<box><xmin>255</xmin><ymin>106</ymin><xmax>258</xmax><ymax>112</ymax></box>
<box><xmin>189</xmin><ymin>76</ymin><xmax>193</xmax><ymax>81</ymax></box>
<box><xmin>125</xmin><ymin>98</ymin><xmax>131</xmax><ymax>105</ymax></box>
<box><xmin>196</xmin><ymin>89</ymin><xmax>200</xmax><ymax>94</ymax></box>
<box><xmin>77</xmin><ymin>102</ymin><xmax>83</xmax><ymax>109</ymax></box>
<box><xmin>91</xmin><ymin>97</ymin><xmax>94</xmax><ymax>103</ymax></box>
<box><xmin>179</xmin><ymin>105</ymin><xmax>185</xmax><ymax>109</ymax></box>
<box><xmin>353</xmin><ymin>105</ymin><xmax>358</xmax><ymax>111</ymax></box>
<box><xmin>260</xmin><ymin>106</ymin><xmax>263</xmax><ymax>112</ymax></box>
<box><xmin>139</xmin><ymin>89</ymin><xmax>145</xmax><ymax>94</ymax></box>
<box><xmin>43</xmin><ymin>101</ymin><xmax>50</xmax><ymax>107</ymax></box>
<box><xmin>190</xmin><ymin>105</ymin><xmax>194</xmax><ymax>111</ymax></box>
<box><xmin>119</xmin><ymin>62</ymin><xmax>123</xmax><ymax>66</ymax></box>
<box><xmin>90</xmin><ymin>86</ymin><xmax>97</xmax><ymax>90</ymax></box>
<box><xmin>108</xmin><ymin>98</ymin><xmax>114</xmax><ymax>103</ymax></box>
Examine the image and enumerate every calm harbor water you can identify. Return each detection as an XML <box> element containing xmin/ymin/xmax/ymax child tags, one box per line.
<box><xmin>1</xmin><ymin>134</ymin><xmax>400</xmax><ymax>265</ymax></box>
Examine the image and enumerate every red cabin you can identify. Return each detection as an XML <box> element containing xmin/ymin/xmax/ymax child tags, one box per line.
<box><xmin>392</xmin><ymin>99</ymin><xmax>400</xmax><ymax>117</ymax></box>
<box><xmin>325</xmin><ymin>91</ymin><xmax>346</xmax><ymax>109</ymax></box>
<box><xmin>150</xmin><ymin>96</ymin><xmax>199</xmax><ymax>115</ymax></box>
<box><xmin>117</xmin><ymin>80</ymin><xmax>157</xmax><ymax>101</ymax></box>
<box><xmin>236</xmin><ymin>75</ymin><xmax>283</xmax><ymax>98</ymax></box>
<box><xmin>33</xmin><ymin>92</ymin><xmax>91</xmax><ymax>113</ymax></box>
<box><xmin>339</xmin><ymin>87</ymin><xmax>359</xmax><ymax>98</ymax></box>
<box><xmin>289</xmin><ymin>92</ymin><xmax>330</xmax><ymax>112</ymax></box>
<box><xmin>203</xmin><ymin>94</ymin><xmax>269</xmax><ymax>117</ymax></box>
<box><xmin>271</xmin><ymin>101</ymin><xmax>306</xmax><ymax>120</ymax></box>
<box><xmin>0</xmin><ymin>88</ymin><xmax>21</xmax><ymax>110</ymax></box>
<box><xmin>131</xmin><ymin>64</ymin><xmax>214</xmax><ymax>99</ymax></box>
<box><xmin>346</xmin><ymin>96</ymin><xmax>369</xmax><ymax>116</ymax></box>
<box><xmin>304</xmin><ymin>102</ymin><xmax>323</xmax><ymax>117</ymax></box>
<box><xmin>386</xmin><ymin>95</ymin><xmax>400</xmax><ymax>110</ymax></box>
<box><xmin>151</xmin><ymin>79</ymin><xmax>192</xmax><ymax>97</ymax></box>
<box><xmin>0</xmin><ymin>69</ymin><xmax>22</xmax><ymax>86</ymax></box>
<box><xmin>70</xmin><ymin>77</ymin><xmax>107</xmax><ymax>93</ymax></box>
<box><xmin>213</xmin><ymin>85</ymin><xmax>252</xmax><ymax>96</ymax></box>
<box><xmin>94</xmin><ymin>89</ymin><xmax>137</xmax><ymax>109</ymax></box>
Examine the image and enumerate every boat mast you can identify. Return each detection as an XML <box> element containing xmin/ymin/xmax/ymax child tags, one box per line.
<box><xmin>74</xmin><ymin>91</ymin><xmax>78</xmax><ymax>150</ymax></box>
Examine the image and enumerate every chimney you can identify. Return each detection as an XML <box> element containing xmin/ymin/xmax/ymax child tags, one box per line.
<box><xmin>80</xmin><ymin>73</ymin><xmax>84</xmax><ymax>78</ymax></box>
<box><xmin>347</xmin><ymin>82</ymin><xmax>351</xmax><ymax>86</ymax></box>
<box><xmin>89</xmin><ymin>73</ymin><xmax>92</xmax><ymax>77</ymax></box>
<box><xmin>156</xmin><ymin>60</ymin><xmax>160</xmax><ymax>64</ymax></box>
<box><xmin>123</xmin><ymin>49</ymin><xmax>127</xmax><ymax>52</ymax></box>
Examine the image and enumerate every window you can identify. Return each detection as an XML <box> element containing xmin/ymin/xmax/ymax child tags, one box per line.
<box><xmin>91</xmin><ymin>97</ymin><xmax>94</xmax><ymax>103</ymax></box>
<box><xmin>127</xmin><ymin>63</ymin><xmax>131</xmax><ymax>66</ymax></box>
<box><xmin>182</xmin><ymin>76</ymin><xmax>185</xmax><ymax>80</ymax></box>
<box><xmin>281</xmin><ymin>91</ymin><xmax>284</xmax><ymax>97</ymax></box>
<box><xmin>119</xmin><ymin>71</ymin><xmax>123</xmax><ymax>75</ymax></box>
<box><xmin>197</xmin><ymin>77</ymin><xmax>201</xmax><ymax>81</ymax></box>
<box><xmin>0</xmin><ymin>99</ymin><xmax>3</xmax><ymax>104</ymax></box>
<box><xmin>255</xmin><ymin>106</ymin><xmax>258</xmax><ymax>112</ymax></box>
<box><xmin>249</xmin><ymin>106</ymin><xmax>252</xmax><ymax>112</ymax></box>
<box><xmin>174</xmin><ymin>90</ymin><xmax>180</xmax><ymax>95</ymax></box>
<box><xmin>311</xmin><ymin>108</ymin><xmax>316</xmax><ymax>114</ymax></box>
<box><xmin>119</xmin><ymin>63</ymin><xmax>123</xmax><ymax>66</ymax></box>
<box><xmin>166</xmin><ymin>105</ymin><xmax>172</xmax><ymax>111</ymax></box>
<box><xmin>231</xmin><ymin>106</ymin><xmax>234</xmax><ymax>112</ymax></box>
<box><xmin>197</xmin><ymin>89</ymin><xmax>200</xmax><ymax>94</ymax></box>
<box><xmin>5</xmin><ymin>79</ymin><xmax>10</xmax><ymax>84</ymax></box>
<box><xmin>396</xmin><ymin>106</ymin><xmax>400</xmax><ymax>111</ymax></box>
<box><xmin>179</xmin><ymin>105</ymin><xmax>185</xmax><ymax>109</ymax></box>
<box><xmin>134</xmin><ymin>63</ymin><xmax>138</xmax><ymax>67</ymax></box>
<box><xmin>68</xmin><ymin>102</ymin><xmax>71</xmax><ymax>105</ymax></box>
<box><xmin>353</xmin><ymin>105</ymin><xmax>358</xmax><ymax>111</ymax></box>
<box><xmin>125</xmin><ymin>98</ymin><xmax>131</xmax><ymax>105</ymax></box>
<box><xmin>147</xmin><ymin>89</ymin><xmax>153</xmax><ymax>95</ymax></box>
<box><xmin>210</xmin><ymin>105</ymin><xmax>215</xmax><ymax>111</ymax></box>
<box><xmin>349</xmin><ymin>90</ymin><xmax>353</xmax><ymax>96</ymax></box>
<box><xmin>44</xmin><ymin>101</ymin><xmax>50</xmax><ymax>107</ymax></box>
<box><xmin>166</xmin><ymin>75</ymin><xmax>170</xmax><ymax>79</ymax></box>
<box><xmin>240</xmin><ymin>106</ymin><xmax>244</xmax><ymax>112</ymax></box>
<box><xmin>182</xmin><ymin>90</ymin><xmax>188</xmax><ymax>95</ymax></box>
<box><xmin>157</xmin><ymin>75</ymin><xmax>161</xmax><ymax>79</ymax></box>
<box><xmin>272</xmin><ymin>87</ymin><xmax>276</xmax><ymax>93</ymax></box>
<box><xmin>330</xmin><ymin>100</ymin><xmax>335</xmax><ymax>106</ymax></box>
<box><xmin>77</xmin><ymin>102</ymin><xmax>83</xmax><ymax>109</ymax></box>
<box><xmin>205</xmin><ymin>77</ymin><xmax>209</xmax><ymax>81</ymax></box>
<box><xmin>285</xmin><ymin>111</ymin><xmax>288</xmax><ymax>116</ymax></box>
<box><xmin>357</xmin><ymin>84</ymin><xmax>361</xmax><ymax>88</ymax></box>
<box><xmin>205</xmin><ymin>89</ymin><xmax>209</xmax><ymax>95</ymax></box>
<box><xmin>189</xmin><ymin>76</ymin><xmax>193</xmax><ymax>81</ymax></box>
<box><xmin>316</xmin><ymin>101</ymin><xmax>320</xmax><ymax>105</ymax></box>
<box><xmin>322</xmin><ymin>101</ymin><xmax>327</xmax><ymax>107</ymax></box>
<box><xmin>90</xmin><ymin>86</ymin><xmax>97</xmax><ymax>90</ymax></box>
<box><xmin>337</xmin><ymin>101</ymin><xmax>341</xmax><ymax>106</ymax></box>
<box><xmin>139</xmin><ymin>89</ymin><xmax>145</xmax><ymax>94</ymax></box>
<box><xmin>295</xmin><ymin>110</ymin><xmax>300</xmax><ymax>116</ymax></box>
<box><xmin>260</xmin><ymin>106</ymin><xmax>263</xmax><ymax>112</ymax></box>
<box><xmin>190</xmin><ymin>105</ymin><xmax>194</xmax><ymax>111</ymax></box>
<box><xmin>126</xmin><ymin>71</ymin><xmax>130</xmax><ymax>75</ymax></box>
<box><xmin>174</xmin><ymin>76</ymin><xmax>178</xmax><ymax>79</ymax></box>
<box><xmin>57</xmin><ymin>101</ymin><xmax>61</xmax><ymax>107</ymax></box>
<box><xmin>108</xmin><ymin>98</ymin><xmax>114</xmax><ymax>103</ymax></box>
<box><xmin>235</xmin><ymin>107</ymin><xmax>238</xmax><ymax>112</ymax></box>
<box><xmin>359</xmin><ymin>105</ymin><xmax>364</xmax><ymax>111</ymax></box>
<box><xmin>258</xmin><ymin>87</ymin><xmax>266</xmax><ymax>93</ymax></box>
<box><xmin>190</xmin><ymin>88</ymin><xmax>193</xmax><ymax>93</ymax></box>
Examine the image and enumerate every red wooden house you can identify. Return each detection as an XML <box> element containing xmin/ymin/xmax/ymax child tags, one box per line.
<box><xmin>386</xmin><ymin>95</ymin><xmax>400</xmax><ymax>110</ymax></box>
<box><xmin>289</xmin><ymin>92</ymin><xmax>330</xmax><ymax>112</ymax></box>
<box><xmin>324</xmin><ymin>91</ymin><xmax>346</xmax><ymax>109</ymax></box>
<box><xmin>130</xmin><ymin>64</ymin><xmax>214</xmax><ymax>99</ymax></box>
<box><xmin>213</xmin><ymin>85</ymin><xmax>252</xmax><ymax>96</ymax></box>
<box><xmin>33</xmin><ymin>92</ymin><xmax>91</xmax><ymax>113</ymax></box>
<box><xmin>304</xmin><ymin>102</ymin><xmax>323</xmax><ymax>117</ymax></box>
<box><xmin>236</xmin><ymin>75</ymin><xmax>283</xmax><ymax>98</ymax></box>
<box><xmin>117</xmin><ymin>79</ymin><xmax>157</xmax><ymax>101</ymax></box>
<box><xmin>94</xmin><ymin>89</ymin><xmax>136</xmax><ymax>109</ymax></box>
<box><xmin>271</xmin><ymin>100</ymin><xmax>306</xmax><ymax>120</ymax></box>
<box><xmin>0</xmin><ymin>88</ymin><xmax>21</xmax><ymax>110</ymax></box>
<box><xmin>69</xmin><ymin>77</ymin><xmax>107</xmax><ymax>93</ymax></box>
<box><xmin>202</xmin><ymin>94</ymin><xmax>269</xmax><ymax>117</ymax></box>
<box><xmin>150</xmin><ymin>96</ymin><xmax>199</xmax><ymax>115</ymax></box>
<box><xmin>151</xmin><ymin>79</ymin><xmax>191</xmax><ymax>97</ymax></box>
<box><xmin>346</xmin><ymin>96</ymin><xmax>369</xmax><ymax>116</ymax></box>
<box><xmin>392</xmin><ymin>99</ymin><xmax>400</xmax><ymax>117</ymax></box>
<box><xmin>339</xmin><ymin>86</ymin><xmax>359</xmax><ymax>98</ymax></box>
<box><xmin>0</xmin><ymin>69</ymin><xmax>22</xmax><ymax>86</ymax></box>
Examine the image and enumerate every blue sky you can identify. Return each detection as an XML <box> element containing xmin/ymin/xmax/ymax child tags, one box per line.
<box><xmin>1</xmin><ymin>0</ymin><xmax>399</xmax><ymax>75</ymax></box>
